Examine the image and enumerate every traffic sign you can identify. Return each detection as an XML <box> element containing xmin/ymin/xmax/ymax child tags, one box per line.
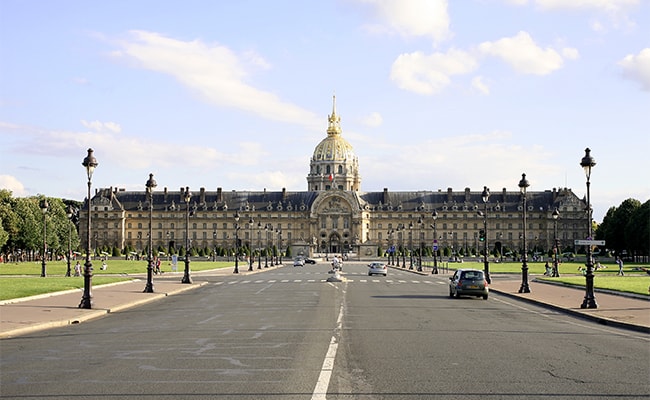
<box><xmin>574</xmin><ymin>239</ymin><xmax>605</xmax><ymax>246</ymax></box>
<box><xmin>433</xmin><ymin>245</ymin><xmax>439</xmax><ymax>251</ymax></box>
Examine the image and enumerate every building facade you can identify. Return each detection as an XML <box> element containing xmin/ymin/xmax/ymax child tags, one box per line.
<box><xmin>80</xmin><ymin>98</ymin><xmax>588</xmax><ymax>260</ymax></box>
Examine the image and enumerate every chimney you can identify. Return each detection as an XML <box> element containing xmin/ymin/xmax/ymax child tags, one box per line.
<box><xmin>464</xmin><ymin>187</ymin><xmax>470</xmax><ymax>202</ymax></box>
<box><xmin>200</xmin><ymin>187</ymin><xmax>205</xmax><ymax>204</ymax></box>
<box><xmin>502</xmin><ymin>188</ymin><xmax>507</xmax><ymax>203</ymax></box>
<box><xmin>383</xmin><ymin>188</ymin><xmax>389</xmax><ymax>204</ymax></box>
<box><xmin>164</xmin><ymin>187</ymin><xmax>168</xmax><ymax>202</ymax></box>
<box><xmin>553</xmin><ymin>187</ymin><xmax>557</xmax><ymax>202</ymax></box>
<box><xmin>216</xmin><ymin>187</ymin><xmax>222</xmax><ymax>203</ymax></box>
<box><xmin>447</xmin><ymin>187</ymin><xmax>453</xmax><ymax>202</ymax></box>
<box><xmin>282</xmin><ymin>187</ymin><xmax>287</xmax><ymax>201</ymax></box>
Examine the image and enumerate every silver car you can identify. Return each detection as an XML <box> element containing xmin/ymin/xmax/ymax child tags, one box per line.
<box><xmin>368</xmin><ymin>262</ymin><xmax>387</xmax><ymax>276</ymax></box>
<box><xmin>449</xmin><ymin>268</ymin><xmax>488</xmax><ymax>299</ymax></box>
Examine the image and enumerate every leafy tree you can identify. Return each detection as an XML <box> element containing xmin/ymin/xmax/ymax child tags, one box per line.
<box><xmin>597</xmin><ymin>198</ymin><xmax>642</xmax><ymax>255</ymax></box>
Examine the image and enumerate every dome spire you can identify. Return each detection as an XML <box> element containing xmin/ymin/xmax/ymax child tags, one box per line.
<box><xmin>327</xmin><ymin>94</ymin><xmax>341</xmax><ymax>136</ymax></box>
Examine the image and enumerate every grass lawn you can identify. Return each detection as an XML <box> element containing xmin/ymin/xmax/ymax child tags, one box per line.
<box><xmin>0</xmin><ymin>259</ymin><xmax>235</xmax><ymax>301</ymax></box>
<box><xmin>0</xmin><ymin>259</ymin><xmax>234</xmax><ymax>276</ymax></box>
<box><xmin>0</xmin><ymin>276</ymin><xmax>134</xmax><ymax>301</ymax></box>
<box><xmin>538</xmin><ymin>276</ymin><xmax>650</xmax><ymax>297</ymax></box>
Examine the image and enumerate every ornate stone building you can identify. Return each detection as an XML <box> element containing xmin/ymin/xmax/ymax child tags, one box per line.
<box><xmin>81</xmin><ymin>98</ymin><xmax>588</xmax><ymax>260</ymax></box>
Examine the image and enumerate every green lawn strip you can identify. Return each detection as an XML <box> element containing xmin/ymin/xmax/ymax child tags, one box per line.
<box><xmin>537</xmin><ymin>275</ymin><xmax>650</xmax><ymax>297</ymax></box>
<box><xmin>0</xmin><ymin>276</ymin><xmax>133</xmax><ymax>301</ymax></box>
<box><xmin>0</xmin><ymin>259</ymin><xmax>234</xmax><ymax>276</ymax></box>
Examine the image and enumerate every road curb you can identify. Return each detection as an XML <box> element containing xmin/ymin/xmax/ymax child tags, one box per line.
<box><xmin>0</xmin><ymin>281</ymin><xmax>209</xmax><ymax>339</ymax></box>
<box><xmin>489</xmin><ymin>287</ymin><xmax>650</xmax><ymax>334</ymax></box>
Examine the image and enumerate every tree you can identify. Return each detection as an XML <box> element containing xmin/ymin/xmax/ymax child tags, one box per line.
<box><xmin>597</xmin><ymin>198</ymin><xmax>642</xmax><ymax>255</ymax></box>
<box><xmin>626</xmin><ymin>200</ymin><xmax>649</xmax><ymax>260</ymax></box>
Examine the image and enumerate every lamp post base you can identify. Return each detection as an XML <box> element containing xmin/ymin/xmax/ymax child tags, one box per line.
<box><xmin>181</xmin><ymin>260</ymin><xmax>192</xmax><ymax>283</ymax></box>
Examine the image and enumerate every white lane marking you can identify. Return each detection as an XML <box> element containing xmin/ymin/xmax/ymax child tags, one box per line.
<box><xmin>311</xmin><ymin>302</ymin><xmax>344</xmax><ymax>400</ymax></box>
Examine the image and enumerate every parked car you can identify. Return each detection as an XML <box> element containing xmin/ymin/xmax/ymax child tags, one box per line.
<box><xmin>368</xmin><ymin>262</ymin><xmax>387</xmax><ymax>276</ymax></box>
<box><xmin>304</xmin><ymin>258</ymin><xmax>317</xmax><ymax>264</ymax></box>
<box><xmin>449</xmin><ymin>268</ymin><xmax>488</xmax><ymax>300</ymax></box>
<box><xmin>293</xmin><ymin>257</ymin><xmax>305</xmax><ymax>267</ymax></box>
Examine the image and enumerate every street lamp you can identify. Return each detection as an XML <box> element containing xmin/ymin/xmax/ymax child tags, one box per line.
<box><xmin>233</xmin><ymin>212</ymin><xmax>240</xmax><ymax>274</ymax></box>
<box><xmin>181</xmin><ymin>187</ymin><xmax>192</xmax><ymax>283</ymax></box>
<box><xmin>431</xmin><ymin>210</ymin><xmax>438</xmax><ymax>274</ymax></box>
<box><xmin>264</xmin><ymin>223</ymin><xmax>271</xmax><ymax>267</ymax></box>
<box><xmin>40</xmin><ymin>198</ymin><xmax>48</xmax><ymax>277</ymax></box>
<box><xmin>552</xmin><ymin>208</ymin><xmax>560</xmax><ymax>277</ymax></box>
<box><xmin>248</xmin><ymin>217</ymin><xmax>254</xmax><ymax>271</ymax></box>
<box><xmin>417</xmin><ymin>216</ymin><xmax>423</xmax><ymax>271</ymax></box>
<box><xmin>408</xmin><ymin>221</ymin><xmax>413</xmax><ymax>269</ymax></box>
<box><xmin>79</xmin><ymin>148</ymin><xmax>98</xmax><ymax>309</ymax></box>
<box><xmin>66</xmin><ymin>206</ymin><xmax>73</xmax><ymax>277</ymax></box>
<box><xmin>277</xmin><ymin>228</ymin><xmax>283</xmax><ymax>264</ymax></box>
<box><xmin>518</xmin><ymin>173</ymin><xmax>531</xmax><ymax>293</ymax></box>
<box><xmin>481</xmin><ymin>186</ymin><xmax>491</xmax><ymax>284</ymax></box>
<box><xmin>257</xmin><ymin>222</ymin><xmax>262</xmax><ymax>269</ymax></box>
<box><xmin>580</xmin><ymin>148</ymin><xmax>597</xmax><ymax>309</ymax></box>
<box><xmin>144</xmin><ymin>173</ymin><xmax>157</xmax><ymax>293</ymax></box>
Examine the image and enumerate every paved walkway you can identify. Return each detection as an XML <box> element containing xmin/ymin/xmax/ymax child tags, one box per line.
<box><xmin>1</xmin><ymin>265</ymin><xmax>648</xmax><ymax>339</ymax></box>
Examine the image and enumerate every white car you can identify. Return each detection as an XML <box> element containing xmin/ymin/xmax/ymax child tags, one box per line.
<box><xmin>368</xmin><ymin>262</ymin><xmax>387</xmax><ymax>276</ymax></box>
<box><xmin>293</xmin><ymin>257</ymin><xmax>305</xmax><ymax>267</ymax></box>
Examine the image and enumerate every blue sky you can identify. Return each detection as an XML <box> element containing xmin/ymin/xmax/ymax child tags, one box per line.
<box><xmin>1</xmin><ymin>0</ymin><xmax>648</xmax><ymax>223</ymax></box>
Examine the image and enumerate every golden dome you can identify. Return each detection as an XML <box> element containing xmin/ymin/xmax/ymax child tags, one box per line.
<box><xmin>312</xmin><ymin>96</ymin><xmax>356</xmax><ymax>162</ymax></box>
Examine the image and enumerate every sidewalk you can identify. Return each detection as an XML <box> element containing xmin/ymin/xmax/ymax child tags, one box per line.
<box><xmin>0</xmin><ymin>265</ymin><xmax>277</xmax><ymax>339</ymax></box>
<box><xmin>488</xmin><ymin>276</ymin><xmax>650</xmax><ymax>334</ymax></box>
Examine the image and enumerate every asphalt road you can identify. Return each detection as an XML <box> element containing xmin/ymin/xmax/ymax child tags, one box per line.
<box><xmin>1</xmin><ymin>262</ymin><xmax>649</xmax><ymax>400</ymax></box>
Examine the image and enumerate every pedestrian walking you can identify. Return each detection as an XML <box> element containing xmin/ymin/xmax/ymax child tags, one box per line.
<box><xmin>74</xmin><ymin>261</ymin><xmax>81</xmax><ymax>276</ymax></box>
<box><xmin>616</xmin><ymin>257</ymin><xmax>624</xmax><ymax>276</ymax></box>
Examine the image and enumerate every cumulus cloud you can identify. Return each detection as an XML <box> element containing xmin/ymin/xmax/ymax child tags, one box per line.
<box><xmin>358</xmin><ymin>0</ymin><xmax>451</xmax><ymax>45</ymax></box>
<box><xmin>112</xmin><ymin>30</ymin><xmax>321</xmax><ymax>129</ymax></box>
<box><xmin>618</xmin><ymin>48</ymin><xmax>650</xmax><ymax>91</ymax></box>
<box><xmin>0</xmin><ymin>175</ymin><xmax>27</xmax><ymax>197</ymax></box>
<box><xmin>360</xmin><ymin>112</ymin><xmax>383</xmax><ymax>127</ymax></box>
<box><xmin>390</xmin><ymin>48</ymin><xmax>478</xmax><ymax>94</ymax></box>
<box><xmin>472</xmin><ymin>76</ymin><xmax>490</xmax><ymax>95</ymax></box>
<box><xmin>478</xmin><ymin>31</ymin><xmax>569</xmax><ymax>75</ymax></box>
<box><xmin>81</xmin><ymin>120</ymin><xmax>122</xmax><ymax>134</ymax></box>
<box><xmin>533</xmin><ymin>0</ymin><xmax>639</xmax><ymax>13</ymax></box>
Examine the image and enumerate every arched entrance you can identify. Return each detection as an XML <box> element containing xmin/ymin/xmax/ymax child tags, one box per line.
<box><xmin>328</xmin><ymin>233</ymin><xmax>342</xmax><ymax>254</ymax></box>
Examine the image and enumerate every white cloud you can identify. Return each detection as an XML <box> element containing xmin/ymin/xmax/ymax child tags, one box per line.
<box><xmin>478</xmin><ymin>31</ymin><xmax>566</xmax><ymax>75</ymax></box>
<box><xmin>390</xmin><ymin>48</ymin><xmax>478</xmax><ymax>94</ymax></box>
<box><xmin>358</xmin><ymin>0</ymin><xmax>451</xmax><ymax>44</ymax></box>
<box><xmin>0</xmin><ymin>175</ymin><xmax>27</xmax><ymax>197</ymax></box>
<box><xmin>533</xmin><ymin>0</ymin><xmax>639</xmax><ymax>13</ymax></box>
<box><xmin>562</xmin><ymin>47</ymin><xmax>580</xmax><ymax>60</ymax></box>
<box><xmin>360</xmin><ymin>112</ymin><xmax>383</xmax><ymax>127</ymax></box>
<box><xmin>618</xmin><ymin>48</ymin><xmax>650</xmax><ymax>91</ymax></box>
<box><xmin>81</xmin><ymin>120</ymin><xmax>122</xmax><ymax>134</ymax></box>
<box><xmin>472</xmin><ymin>76</ymin><xmax>490</xmax><ymax>95</ymax></box>
<box><xmin>112</xmin><ymin>30</ymin><xmax>321</xmax><ymax>130</ymax></box>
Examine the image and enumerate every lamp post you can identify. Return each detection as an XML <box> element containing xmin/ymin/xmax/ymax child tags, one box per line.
<box><xmin>79</xmin><ymin>148</ymin><xmax>98</xmax><ymax>309</ymax></box>
<box><xmin>248</xmin><ymin>217</ymin><xmax>254</xmax><ymax>271</ymax></box>
<box><xmin>387</xmin><ymin>229</ymin><xmax>394</xmax><ymax>265</ymax></box>
<box><xmin>580</xmin><ymin>148</ymin><xmax>597</xmax><ymax>309</ymax></box>
<box><xmin>264</xmin><ymin>223</ymin><xmax>271</xmax><ymax>267</ymax></box>
<box><xmin>417</xmin><ymin>216</ymin><xmax>423</xmax><ymax>271</ymax></box>
<box><xmin>431</xmin><ymin>210</ymin><xmax>438</xmax><ymax>274</ymax></box>
<box><xmin>518</xmin><ymin>173</ymin><xmax>531</xmax><ymax>293</ymax></box>
<box><xmin>181</xmin><ymin>187</ymin><xmax>192</xmax><ymax>283</ymax></box>
<box><xmin>408</xmin><ymin>221</ymin><xmax>413</xmax><ymax>269</ymax></box>
<box><xmin>66</xmin><ymin>206</ymin><xmax>73</xmax><ymax>277</ymax></box>
<box><xmin>144</xmin><ymin>173</ymin><xmax>157</xmax><ymax>293</ymax></box>
<box><xmin>40</xmin><ymin>198</ymin><xmax>48</xmax><ymax>277</ymax></box>
<box><xmin>257</xmin><ymin>222</ymin><xmax>262</xmax><ymax>269</ymax></box>
<box><xmin>481</xmin><ymin>186</ymin><xmax>491</xmax><ymax>284</ymax></box>
<box><xmin>233</xmin><ymin>212</ymin><xmax>240</xmax><ymax>274</ymax></box>
<box><xmin>277</xmin><ymin>228</ymin><xmax>283</xmax><ymax>264</ymax></box>
<box><xmin>552</xmin><ymin>208</ymin><xmax>560</xmax><ymax>277</ymax></box>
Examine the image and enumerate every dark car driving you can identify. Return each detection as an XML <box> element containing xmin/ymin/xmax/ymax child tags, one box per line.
<box><xmin>449</xmin><ymin>268</ymin><xmax>488</xmax><ymax>300</ymax></box>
